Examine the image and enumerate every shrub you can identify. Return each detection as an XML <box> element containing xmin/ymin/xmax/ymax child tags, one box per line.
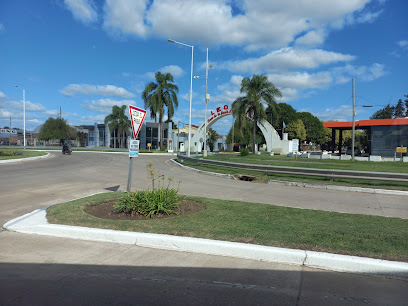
<box><xmin>114</xmin><ymin>189</ymin><xmax>179</xmax><ymax>218</ymax></box>
<box><xmin>114</xmin><ymin>162</ymin><xmax>181</xmax><ymax>218</ymax></box>
<box><xmin>240</xmin><ymin>148</ymin><xmax>250</xmax><ymax>156</ymax></box>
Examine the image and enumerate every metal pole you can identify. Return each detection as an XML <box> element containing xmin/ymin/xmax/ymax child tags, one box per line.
<box><xmin>203</xmin><ymin>48</ymin><xmax>209</xmax><ymax>157</ymax></box>
<box><xmin>23</xmin><ymin>89</ymin><xmax>26</xmax><ymax>149</ymax></box>
<box><xmin>352</xmin><ymin>78</ymin><xmax>355</xmax><ymax>161</ymax></box>
<box><xmin>187</xmin><ymin>45</ymin><xmax>194</xmax><ymax>157</ymax></box>
<box><xmin>177</xmin><ymin>120</ymin><xmax>180</xmax><ymax>152</ymax></box>
<box><xmin>127</xmin><ymin>157</ymin><xmax>133</xmax><ymax>192</ymax></box>
<box><xmin>9</xmin><ymin>117</ymin><xmax>11</xmax><ymax>145</ymax></box>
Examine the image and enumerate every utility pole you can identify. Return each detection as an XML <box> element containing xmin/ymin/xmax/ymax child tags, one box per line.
<box><xmin>177</xmin><ymin>120</ymin><xmax>180</xmax><ymax>152</ymax></box>
<box><xmin>352</xmin><ymin>78</ymin><xmax>356</xmax><ymax>161</ymax></box>
<box><xmin>203</xmin><ymin>48</ymin><xmax>209</xmax><ymax>157</ymax></box>
<box><xmin>232</xmin><ymin>115</ymin><xmax>234</xmax><ymax>151</ymax></box>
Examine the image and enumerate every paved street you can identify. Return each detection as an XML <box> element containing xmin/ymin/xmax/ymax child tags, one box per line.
<box><xmin>1</xmin><ymin>151</ymin><xmax>408</xmax><ymax>304</ymax></box>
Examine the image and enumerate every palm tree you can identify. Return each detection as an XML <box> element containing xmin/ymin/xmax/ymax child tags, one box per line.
<box><xmin>206</xmin><ymin>128</ymin><xmax>218</xmax><ymax>152</ymax></box>
<box><xmin>104</xmin><ymin>105</ymin><xmax>128</xmax><ymax>148</ymax></box>
<box><xmin>232</xmin><ymin>74</ymin><xmax>282</xmax><ymax>154</ymax></box>
<box><xmin>142</xmin><ymin>71</ymin><xmax>179</xmax><ymax>149</ymax></box>
<box><xmin>118</xmin><ymin>106</ymin><xmax>131</xmax><ymax>148</ymax></box>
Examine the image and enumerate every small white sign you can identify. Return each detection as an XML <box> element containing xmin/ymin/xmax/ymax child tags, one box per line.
<box><xmin>129</xmin><ymin>139</ymin><xmax>139</xmax><ymax>157</ymax></box>
<box><xmin>292</xmin><ymin>139</ymin><xmax>299</xmax><ymax>153</ymax></box>
<box><xmin>1</xmin><ymin>129</ymin><xmax>17</xmax><ymax>134</ymax></box>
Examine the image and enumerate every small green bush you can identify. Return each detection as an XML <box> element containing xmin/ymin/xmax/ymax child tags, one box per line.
<box><xmin>114</xmin><ymin>162</ymin><xmax>181</xmax><ymax>218</ymax></box>
<box><xmin>114</xmin><ymin>189</ymin><xmax>179</xmax><ymax>218</ymax></box>
<box><xmin>0</xmin><ymin>150</ymin><xmax>20</xmax><ymax>156</ymax></box>
<box><xmin>240</xmin><ymin>148</ymin><xmax>250</xmax><ymax>156</ymax></box>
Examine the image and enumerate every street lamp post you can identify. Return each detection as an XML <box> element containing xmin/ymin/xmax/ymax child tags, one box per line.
<box><xmin>194</xmin><ymin>48</ymin><xmax>213</xmax><ymax>157</ymax></box>
<box><xmin>168</xmin><ymin>39</ymin><xmax>194</xmax><ymax>157</ymax></box>
<box><xmin>14</xmin><ymin>85</ymin><xmax>26</xmax><ymax>149</ymax></box>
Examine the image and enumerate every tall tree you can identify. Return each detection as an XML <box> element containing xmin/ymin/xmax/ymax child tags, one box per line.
<box><xmin>38</xmin><ymin>117</ymin><xmax>76</xmax><ymax>141</ymax></box>
<box><xmin>297</xmin><ymin>112</ymin><xmax>325</xmax><ymax>144</ymax></box>
<box><xmin>394</xmin><ymin>99</ymin><xmax>405</xmax><ymax>118</ymax></box>
<box><xmin>266</xmin><ymin>103</ymin><xmax>298</xmax><ymax>130</ymax></box>
<box><xmin>206</xmin><ymin>128</ymin><xmax>218</xmax><ymax>152</ymax></box>
<box><xmin>286</xmin><ymin>119</ymin><xmax>306</xmax><ymax>141</ymax></box>
<box><xmin>370</xmin><ymin>104</ymin><xmax>394</xmax><ymax>119</ymax></box>
<box><xmin>232</xmin><ymin>74</ymin><xmax>282</xmax><ymax>154</ymax></box>
<box><xmin>142</xmin><ymin>71</ymin><xmax>179</xmax><ymax>149</ymax></box>
<box><xmin>104</xmin><ymin>105</ymin><xmax>125</xmax><ymax>148</ymax></box>
<box><xmin>405</xmin><ymin>94</ymin><xmax>408</xmax><ymax>117</ymax></box>
<box><xmin>117</xmin><ymin>105</ymin><xmax>131</xmax><ymax>148</ymax></box>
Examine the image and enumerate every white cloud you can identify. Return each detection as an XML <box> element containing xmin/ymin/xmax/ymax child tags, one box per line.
<box><xmin>83</xmin><ymin>98</ymin><xmax>136</xmax><ymax>113</ymax></box>
<box><xmin>160</xmin><ymin>65</ymin><xmax>184</xmax><ymax>77</ymax></box>
<box><xmin>295</xmin><ymin>29</ymin><xmax>326</xmax><ymax>46</ymax></box>
<box><xmin>220</xmin><ymin>48</ymin><xmax>355</xmax><ymax>73</ymax></box>
<box><xmin>268</xmin><ymin>72</ymin><xmax>332</xmax><ymax>89</ymax></box>
<box><xmin>398</xmin><ymin>40</ymin><xmax>408</xmax><ymax>48</ymax></box>
<box><xmin>64</xmin><ymin>0</ymin><xmax>98</xmax><ymax>24</ymax></box>
<box><xmin>7</xmin><ymin>100</ymin><xmax>46</xmax><ymax>112</ymax></box>
<box><xmin>60</xmin><ymin>84</ymin><xmax>135</xmax><ymax>98</ymax></box>
<box><xmin>103</xmin><ymin>0</ymin><xmax>148</xmax><ymax>37</ymax></box>
<box><xmin>0</xmin><ymin>109</ymin><xmax>12</xmax><ymax>117</ymax></box>
<box><xmin>0</xmin><ymin>91</ymin><xmax>6</xmax><ymax>100</ymax></box>
<box><xmin>101</xmin><ymin>0</ymin><xmax>375</xmax><ymax>50</ymax></box>
<box><xmin>70</xmin><ymin>114</ymin><xmax>108</xmax><ymax>125</ymax></box>
<box><xmin>145</xmin><ymin>65</ymin><xmax>184</xmax><ymax>80</ymax></box>
<box><xmin>314</xmin><ymin>105</ymin><xmax>353</xmax><ymax>121</ymax></box>
<box><xmin>354</xmin><ymin>9</ymin><xmax>383</xmax><ymax>23</ymax></box>
<box><xmin>333</xmin><ymin>63</ymin><xmax>386</xmax><ymax>83</ymax></box>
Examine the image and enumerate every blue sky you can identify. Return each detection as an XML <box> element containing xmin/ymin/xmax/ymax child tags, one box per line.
<box><xmin>0</xmin><ymin>0</ymin><xmax>407</xmax><ymax>134</ymax></box>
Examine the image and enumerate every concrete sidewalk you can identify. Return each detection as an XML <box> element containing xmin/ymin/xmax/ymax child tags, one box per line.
<box><xmin>4</xmin><ymin>206</ymin><xmax>408</xmax><ymax>280</ymax></box>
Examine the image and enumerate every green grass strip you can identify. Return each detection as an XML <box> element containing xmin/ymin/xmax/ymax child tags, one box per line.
<box><xmin>47</xmin><ymin>192</ymin><xmax>408</xmax><ymax>262</ymax></box>
<box><xmin>181</xmin><ymin>159</ymin><xmax>408</xmax><ymax>190</ymax></box>
<box><xmin>0</xmin><ymin>149</ymin><xmax>47</xmax><ymax>160</ymax></box>
<box><xmin>202</xmin><ymin>154</ymin><xmax>408</xmax><ymax>173</ymax></box>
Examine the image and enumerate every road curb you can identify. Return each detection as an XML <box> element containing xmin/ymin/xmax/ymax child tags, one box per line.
<box><xmin>0</xmin><ymin>152</ymin><xmax>50</xmax><ymax>164</ymax></box>
<box><xmin>268</xmin><ymin>180</ymin><xmax>408</xmax><ymax>195</ymax></box>
<box><xmin>170</xmin><ymin>158</ymin><xmax>235</xmax><ymax>179</ymax></box>
<box><xmin>3</xmin><ymin>208</ymin><xmax>408</xmax><ymax>279</ymax></box>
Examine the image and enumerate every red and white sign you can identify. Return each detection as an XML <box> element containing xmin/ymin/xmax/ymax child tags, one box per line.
<box><xmin>129</xmin><ymin>105</ymin><xmax>147</xmax><ymax>139</ymax></box>
<box><xmin>208</xmin><ymin>104</ymin><xmax>232</xmax><ymax>123</ymax></box>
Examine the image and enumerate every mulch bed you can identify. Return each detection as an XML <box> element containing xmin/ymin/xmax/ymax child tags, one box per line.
<box><xmin>86</xmin><ymin>198</ymin><xmax>205</xmax><ymax>221</ymax></box>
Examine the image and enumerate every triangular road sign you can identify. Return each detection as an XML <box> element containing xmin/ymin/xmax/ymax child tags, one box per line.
<box><xmin>129</xmin><ymin>105</ymin><xmax>147</xmax><ymax>139</ymax></box>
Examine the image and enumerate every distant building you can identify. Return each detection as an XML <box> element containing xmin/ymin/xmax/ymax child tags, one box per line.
<box><xmin>324</xmin><ymin>118</ymin><xmax>408</xmax><ymax>157</ymax></box>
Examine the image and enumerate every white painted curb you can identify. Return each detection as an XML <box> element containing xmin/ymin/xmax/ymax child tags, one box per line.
<box><xmin>4</xmin><ymin>208</ymin><xmax>408</xmax><ymax>279</ymax></box>
<box><xmin>0</xmin><ymin>152</ymin><xmax>50</xmax><ymax>164</ymax></box>
<box><xmin>268</xmin><ymin>179</ymin><xmax>408</xmax><ymax>196</ymax></box>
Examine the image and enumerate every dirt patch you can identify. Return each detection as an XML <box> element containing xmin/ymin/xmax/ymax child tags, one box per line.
<box><xmin>86</xmin><ymin>198</ymin><xmax>206</xmax><ymax>221</ymax></box>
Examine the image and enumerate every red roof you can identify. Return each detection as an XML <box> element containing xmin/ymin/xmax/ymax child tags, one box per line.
<box><xmin>324</xmin><ymin>118</ymin><xmax>408</xmax><ymax>129</ymax></box>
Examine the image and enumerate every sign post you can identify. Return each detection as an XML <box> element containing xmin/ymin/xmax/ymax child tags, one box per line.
<box><xmin>127</xmin><ymin>105</ymin><xmax>147</xmax><ymax>192</ymax></box>
<box><xmin>396</xmin><ymin>146</ymin><xmax>407</xmax><ymax>162</ymax></box>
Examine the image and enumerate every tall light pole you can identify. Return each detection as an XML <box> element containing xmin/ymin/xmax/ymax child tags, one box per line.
<box><xmin>168</xmin><ymin>39</ymin><xmax>194</xmax><ymax>157</ymax></box>
<box><xmin>14</xmin><ymin>85</ymin><xmax>26</xmax><ymax>149</ymax></box>
<box><xmin>193</xmin><ymin>48</ymin><xmax>213</xmax><ymax>157</ymax></box>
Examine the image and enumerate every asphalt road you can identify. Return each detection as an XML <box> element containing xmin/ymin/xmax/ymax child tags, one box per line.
<box><xmin>1</xmin><ymin>151</ymin><xmax>407</xmax><ymax>305</ymax></box>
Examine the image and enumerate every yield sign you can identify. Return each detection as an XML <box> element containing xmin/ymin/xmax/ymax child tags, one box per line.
<box><xmin>129</xmin><ymin>105</ymin><xmax>147</xmax><ymax>139</ymax></box>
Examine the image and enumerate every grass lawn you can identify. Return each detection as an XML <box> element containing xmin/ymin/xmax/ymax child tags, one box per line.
<box><xmin>47</xmin><ymin>192</ymin><xmax>408</xmax><ymax>262</ymax></box>
<box><xmin>180</xmin><ymin>160</ymin><xmax>408</xmax><ymax>191</ymax></box>
<box><xmin>0</xmin><ymin>148</ymin><xmax>47</xmax><ymax>160</ymax></box>
<box><xmin>202</xmin><ymin>154</ymin><xmax>408</xmax><ymax>173</ymax></box>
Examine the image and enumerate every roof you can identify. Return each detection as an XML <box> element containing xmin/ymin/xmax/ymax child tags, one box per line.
<box><xmin>324</xmin><ymin>118</ymin><xmax>408</xmax><ymax>129</ymax></box>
